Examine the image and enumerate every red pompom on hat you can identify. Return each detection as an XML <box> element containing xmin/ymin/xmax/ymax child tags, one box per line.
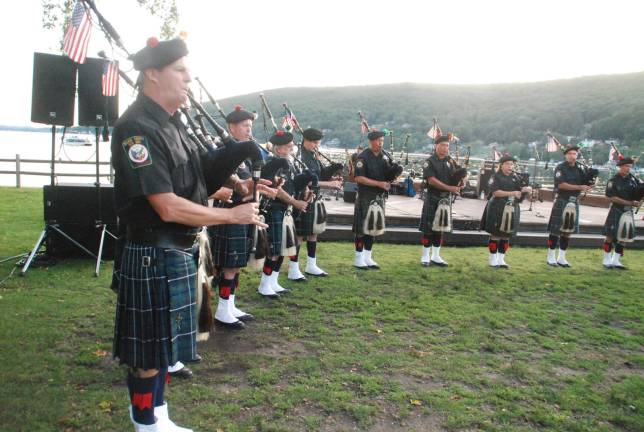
<box><xmin>276</xmin><ymin>130</ymin><xmax>284</xmax><ymax>136</ymax></box>
<box><xmin>147</xmin><ymin>37</ymin><xmax>159</xmax><ymax>48</ymax></box>
<box><xmin>234</xmin><ymin>104</ymin><xmax>242</xmax><ymax>111</ymax></box>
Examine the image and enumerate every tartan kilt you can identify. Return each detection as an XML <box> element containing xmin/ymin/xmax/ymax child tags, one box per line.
<box><xmin>602</xmin><ymin>205</ymin><xmax>635</xmax><ymax>238</ymax></box>
<box><xmin>481</xmin><ymin>198</ymin><xmax>520</xmax><ymax>237</ymax></box>
<box><xmin>352</xmin><ymin>193</ymin><xmax>385</xmax><ymax>235</ymax></box>
<box><xmin>547</xmin><ymin>196</ymin><xmax>580</xmax><ymax>235</ymax></box>
<box><xmin>113</xmin><ymin>242</ymin><xmax>199</xmax><ymax>370</ymax></box>
<box><xmin>294</xmin><ymin>200</ymin><xmax>316</xmax><ymax>236</ymax></box>
<box><xmin>266</xmin><ymin>208</ymin><xmax>286</xmax><ymax>256</ymax></box>
<box><xmin>418</xmin><ymin>193</ymin><xmax>443</xmax><ymax>234</ymax></box>
<box><xmin>209</xmin><ymin>223</ymin><xmax>250</xmax><ymax>268</ymax></box>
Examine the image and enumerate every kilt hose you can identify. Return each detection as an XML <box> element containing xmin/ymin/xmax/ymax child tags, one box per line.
<box><xmin>352</xmin><ymin>193</ymin><xmax>385</xmax><ymax>235</ymax></box>
<box><xmin>113</xmin><ymin>242</ymin><xmax>199</xmax><ymax>370</ymax></box>
<box><xmin>547</xmin><ymin>196</ymin><xmax>580</xmax><ymax>235</ymax></box>
<box><xmin>480</xmin><ymin>197</ymin><xmax>521</xmax><ymax>237</ymax></box>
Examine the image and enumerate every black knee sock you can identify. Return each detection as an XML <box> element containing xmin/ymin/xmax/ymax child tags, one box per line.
<box><xmin>431</xmin><ymin>232</ymin><xmax>442</xmax><ymax>248</ymax></box>
<box><xmin>231</xmin><ymin>273</ymin><xmax>240</xmax><ymax>295</ymax></box>
<box><xmin>498</xmin><ymin>239</ymin><xmax>509</xmax><ymax>254</ymax></box>
<box><xmin>273</xmin><ymin>256</ymin><xmax>284</xmax><ymax>273</ymax></box>
<box><xmin>355</xmin><ymin>236</ymin><xmax>364</xmax><ymax>252</ymax></box>
<box><xmin>559</xmin><ymin>236</ymin><xmax>570</xmax><ymax>251</ymax></box>
<box><xmin>615</xmin><ymin>243</ymin><xmax>624</xmax><ymax>256</ymax></box>
<box><xmin>128</xmin><ymin>372</ymin><xmax>157</xmax><ymax>425</ymax></box>
<box><xmin>154</xmin><ymin>368</ymin><xmax>168</xmax><ymax>408</ymax></box>
<box><xmin>547</xmin><ymin>234</ymin><xmax>559</xmax><ymax>250</ymax></box>
<box><xmin>307</xmin><ymin>241</ymin><xmax>317</xmax><ymax>258</ymax></box>
<box><xmin>290</xmin><ymin>245</ymin><xmax>300</xmax><ymax>262</ymax></box>
<box><xmin>364</xmin><ymin>235</ymin><xmax>374</xmax><ymax>251</ymax></box>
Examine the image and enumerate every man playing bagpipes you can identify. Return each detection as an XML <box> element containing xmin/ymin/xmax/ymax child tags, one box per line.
<box><xmin>601</xmin><ymin>156</ymin><xmax>643</xmax><ymax>269</ymax></box>
<box><xmin>288</xmin><ymin>127</ymin><xmax>343</xmax><ymax>280</ymax></box>
<box><xmin>111</xmin><ymin>37</ymin><xmax>268</xmax><ymax>432</ymax></box>
<box><xmin>352</xmin><ymin>130</ymin><xmax>402</xmax><ymax>269</ymax></box>
<box><xmin>258</xmin><ymin>130</ymin><xmax>312</xmax><ymax>297</ymax></box>
<box><xmin>418</xmin><ymin>135</ymin><xmax>464</xmax><ymax>267</ymax></box>
<box><xmin>546</xmin><ymin>144</ymin><xmax>593</xmax><ymax>267</ymax></box>
<box><xmin>480</xmin><ymin>155</ymin><xmax>532</xmax><ymax>268</ymax></box>
<box><xmin>208</xmin><ymin>105</ymin><xmax>259</xmax><ymax>329</ymax></box>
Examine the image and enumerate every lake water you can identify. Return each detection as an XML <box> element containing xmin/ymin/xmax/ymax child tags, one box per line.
<box><xmin>0</xmin><ymin>130</ymin><xmax>113</xmax><ymax>188</ymax></box>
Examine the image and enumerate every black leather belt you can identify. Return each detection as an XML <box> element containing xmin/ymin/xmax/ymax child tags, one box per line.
<box><xmin>126</xmin><ymin>226</ymin><xmax>198</xmax><ymax>249</ymax></box>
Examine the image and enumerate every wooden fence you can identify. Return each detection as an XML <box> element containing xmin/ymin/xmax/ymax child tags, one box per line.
<box><xmin>0</xmin><ymin>154</ymin><xmax>113</xmax><ymax>187</ymax></box>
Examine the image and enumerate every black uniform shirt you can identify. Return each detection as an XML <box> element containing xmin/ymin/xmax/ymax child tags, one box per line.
<box><xmin>301</xmin><ymin>147</ymin><xmax>322</xmax><ymax>179</ymax></box>
<box><xmin>111</xmin><ymin>94</ymin><xmax>208</xmax><ymax>231</ymax></box>
<box><xmin>606</xmin><ymin>173</ymin><xmax>642</xmax><ymax>209</ymax></box>
<box><xmin>423</xmin><ymin>154</ymin><xmax>455</xmax><ymax>196</ymax></box>
<box><xmin>354</xmin><ymin>148</ymin><xmax>391</xmax><ymax>196</ymax></box>
<box><xmin>261</xmin><ymin>155</ymin><xmax>297</xmax><ymax>211</ymax></box>
<box><xmin>488</xmin><ymin>171</ymin><xmax>522</xmax><ymax>197</ymax></box>
<box><xmin>553</xmin><ymin>161</ymin><xmax>584</xmax><ymax>199</ymax></box>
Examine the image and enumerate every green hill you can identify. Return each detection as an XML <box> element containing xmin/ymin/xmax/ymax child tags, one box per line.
<box><xmin>210</xmin><ymin>72</ymin><xmax>644</xmax><ymax>162</ymax></box>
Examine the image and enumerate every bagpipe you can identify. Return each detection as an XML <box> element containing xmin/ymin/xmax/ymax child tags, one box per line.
<box><xmin>282</xmin><ymin>102</ymin><xmax>344</xmax><ymax>181</ymax></box>
<box><xmin>357</xmin><ymin>111</ymin><xmax>404</xmax><ymax>182</ymax></box>
<box><xmin>447</xmin><ymin>139</ymin><xmax>470</xmax><ymax>187</ymax></box>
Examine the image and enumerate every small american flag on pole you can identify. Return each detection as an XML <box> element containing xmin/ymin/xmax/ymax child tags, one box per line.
<box><xmin>426</xmin><ymin>119</ymin><xmax>442</xmax><ymax>140</ymax></box>
<box><xmin>102</xmin><ymin>61</ymin><xmax>119</xmax><ymax>96</ymax></box>
<box><xmin>63</xmin><ymin>1</ymin><xmax>92</xmax><ymax>64</ymax></box>
<box><xmin>546</xmin><ymin>133</ymin><xmax>561</xmax><ymax>152</ymax></box>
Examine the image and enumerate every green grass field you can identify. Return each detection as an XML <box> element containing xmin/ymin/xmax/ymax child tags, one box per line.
<box><xmin>0</xmin><ymin>187</ymin><xmax>642</xmax><ymax>431</ymax></box>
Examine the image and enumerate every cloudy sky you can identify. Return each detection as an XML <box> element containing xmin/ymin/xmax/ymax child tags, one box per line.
<box><xmin>2</xmin><ymin>0</ymin><xmax>643</xmax><ymax>125</ymax></box>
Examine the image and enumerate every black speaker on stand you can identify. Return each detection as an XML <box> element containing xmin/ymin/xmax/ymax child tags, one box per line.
<box><xmin>77</xmin><ymin>57</ymin><xmax>120</xmax><ymax>276</ymax></box>
<box><xmin>22</xmin><ymin>53</ymin><xmax>100</xmax><ymax>276</ymax></box>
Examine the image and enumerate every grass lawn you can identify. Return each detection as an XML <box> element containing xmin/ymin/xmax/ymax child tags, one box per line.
<box><xmin>0</xmin><ymin>186</ymin><xmax>642</xmax><ymax>431</ymax></box>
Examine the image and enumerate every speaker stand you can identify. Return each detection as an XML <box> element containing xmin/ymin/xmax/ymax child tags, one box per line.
<box><xmin>92</xmin><ymin>126</ymin><xmax>117</xmax><ymax>277</ymax></box>
<box><xmin>20</xmin><ymin>223</ymin><xmax>98</xmax><ymax>276</ymax></box>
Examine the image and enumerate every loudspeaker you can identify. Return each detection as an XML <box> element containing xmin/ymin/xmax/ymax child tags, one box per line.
<box><xmin>78</xmin><ymin>57</ymin><xmax>119</xmax><ymax>127</ymax></box>
<box><xmin>31</xmin><ymin>53</ymin><xmax>76</xmax><ymax>126</ymax></box>
<box><xmin>44</xmin><ymin>183</ymin><xmax>116</xmax><ymax>224</ymax></box>
<box><xmin>46</xmin><ymin>222</ymin><xmax>117</xmax><ymax>259</ymax></box>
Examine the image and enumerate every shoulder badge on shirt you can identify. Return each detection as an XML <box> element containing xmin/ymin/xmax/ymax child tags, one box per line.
<box><xmin>607</xmin><ymin>180</ymin><xmax>613</xmax><ymax>189</ymax></box>
<box><xmin>488</xmin><ymin>177</ymin><xmax>494</xmax><ymax>185</ymax></box>
<box><xmin>356</xmin><ymin>160</ymin><xmax>364</xmax><ymax>168</ymax></box>
<box><xmin>423</xmin><ymin>162</ymin><xmax>428</xmax><ymax>168</ymax></box>
<box><xmin>122</xmin><ymin>136</ymin><xmax>152</xmax><ymax>169</ymax></box>
<box><xmin>555</xmin><ymin>170</ymin><xmax>561</xmax><ymax>178</ymax></box>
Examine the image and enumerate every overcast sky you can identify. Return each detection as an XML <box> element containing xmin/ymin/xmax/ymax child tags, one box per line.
<box><xmin>3</xmin><ymin>0</ymin><xmax>643</xmax><ymax>126</ymax></box>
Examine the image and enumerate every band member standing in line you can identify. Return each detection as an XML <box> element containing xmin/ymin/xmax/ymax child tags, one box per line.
<box><xmin>352</xmin><ymin>130</ymin><xmax>391</xmax><ymax>269</ymax></box>
<box><xmin>258</xmin><ymin>131</ymin><xmax>309</xmax><ymax>296</ymax></box>
<box><xmin>209</xmin><ymin>105</ymin><xmax>258</xmax><ymax>328</ymax></box>
<box><xmin>111</xmin><ymin>37</ymin><xmax>266</xmax><ymax>432</ymax></box>
<box><xmin>546</xmin><ymin>145</ymin><xmax>591</xmax><ymax>267</ymax></box>
<box><xmin>601</xmin><ymin>156</ymin><xmax>642</xmax><ymax>269</ymax></box>
<box><xmin>480</xmin><ymin>155</ymin><xmax>531</xmax><ymax>268</ymax></box>
<box><xmin>288</xmin><ymin>128</ymin><xmax>342</xmax><ymax>280</ymax></box>
<box><xmin>418</xmin><ymin>135</ymin><xmax>462</xmax><ymax>267</ymax></box>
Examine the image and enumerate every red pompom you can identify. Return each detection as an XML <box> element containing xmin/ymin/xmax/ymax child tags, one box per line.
<box><xmin>147</xmin><ymin>37</ymin><xmax>159</xmax><ymax>48</ymax></box>
<box><xmin>618</xmin><ymin>154</ymin><xmax>624</xmax><ymax>161</ymax></box>
<box><xmin>234</xmin><ymin>104</ymin><xmax>242</xmax><ymax>111</ymax></box>
<box><xmin>276</xmin><ymin>130</ymin><xmax>284</xmax><ymax>136</ymax></box>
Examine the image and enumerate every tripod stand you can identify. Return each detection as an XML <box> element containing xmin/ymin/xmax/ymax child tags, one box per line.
<box><xmin>21</xmin><ymin>120</ymin><xmax>99</xmax><ymax>276</ymax></box>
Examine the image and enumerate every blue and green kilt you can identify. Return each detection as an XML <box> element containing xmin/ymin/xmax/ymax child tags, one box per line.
<box><xmin>602</xmin><ymin>204</ymin><xmax>635</xmax><ymax>238</ymax></box>
<box><xmin>113</xmin><ymin>242</ymin><xmax>199</xmax><ymax>369</ymax></box>
<box><xmin>418</xmin><ymin>193</ymin><xmax>444</xmax><ymax>234</ymax></box>
<box><xmin>547</xmin><ymin>196</ymin><xmax>580</xmax><ymax>235</ymax></box>
<box><xmin>480</xmin><ymin>198</ymin><xmax>520</xmax><ymax>237</ymax></box>
<box><xmin>209</xmin><ymin>223</ymin><xmax>250</xmax><ymax>268</ymax></box>
<box><xmin>266</xmin><ymin>207</ymin><xmax>286</xmax><ymax>256</ymax></box>
<box><xmin>295</xmin><ymin>201</ymin><xmax>316</xmax><ymax>236</ymax></box>
<box><xmin>352</xmin><ymin>193</ymin><xmax>385</xmax><ymax>235</ymax></box>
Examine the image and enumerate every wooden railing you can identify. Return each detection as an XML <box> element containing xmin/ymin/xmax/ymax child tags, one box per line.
<box><xmin>0</xmin><ymin>154</ymin><xmax>113</xmax><ymax>187</ymax></box>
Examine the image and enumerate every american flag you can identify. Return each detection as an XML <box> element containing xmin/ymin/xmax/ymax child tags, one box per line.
<box><xmin>102</xmin><ymin>61</ymin><xmax>119</xmax><ymax>96</ymax></box>
<box><xmin>492</xmin><ymin>147</ymin><xmax>502</xmax><ymax>161</ymax></box>
<box><xmin>608</xmin><ymin>146</ymin><xmax>617</xmax><ymax>162</ymax></box>
<box><xmin>426</xmin><ymin>119</ymin><xmax>442</xmax><ymax>140</ymax></box>
<box><xmin>546</xmin><ymin>133</ymin><xmax>561</xmax><ymax>152</ymax></box>
<box><xmin>360</xmin><ymin>120</ymin><xmax>370</xmax><ymax>134</ymax></box>
<box><xmin>63</xmin><ymin>1</ymin><xmax>92</xmax><ymax>64</ymax></box>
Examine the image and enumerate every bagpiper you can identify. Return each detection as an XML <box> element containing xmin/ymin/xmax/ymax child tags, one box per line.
<box><xmin>480</xmin><ymin>155</ymin><xmax>532</xmax><ymax>268</ymax></box>
<box><xmin>601</xmin><ymin>156</ymin><xmax>643</xmax><ymax>269</ymax></box>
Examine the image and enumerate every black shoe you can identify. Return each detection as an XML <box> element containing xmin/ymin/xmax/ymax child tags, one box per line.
<box><xmin>186</xmin><ymin>354</ymin><xmax>202</xmax><ymax>363</ymax></box>
<box><xmin>421</xmin><ymin>261</ymin><xmax>430</xmax><ymax>267</ymax></box>
<box><xmin>236</xmin><ymin>313</ymin><xmax>255</xmax><ymax>322</ymax></box>
<box><xmin>289</xmin><ymin>276</ymin><xmax>307</xmax><ymax>282</ymax></box>
<box><xmin>368</xmin><ymin>264</ymin><xmax>380</xmax><ymax>270</ymax></box>
<box><xmin>430</xmin><ymin>260</ymin><xmax>448</xmax><ymax>267</ymax></box>
<box><xmin>498</xmin><ymin>264</ymin><xmax>509</xmax><ymax>269</ymax></box>
<box><xmin>273</xmin><ymin>288</ymin><xmax>292</xmax><ymax>294</ymax></box>
<box><xmin>613</xmin><ymin>264</ymin><xmax>627</xmax><ymax>270</ymax></box>
<box><xmin>354</xmin><ymin>265</ymin><xmax>369</xmax><ymax>270</ymax></box>
<box><xmin>214</xmin><ymin>319</ymin><xmax>246</xmax><ymax>330</ymax></box>
<box><xmin>305</xmin><ymin>271</ymin><xmax>328</xmax><ymax>277</ymax></box>
<box><xmin>169</xmin><ymin>366</ymin><xmax>193</xmax><ymax>379</ymax></box>
<box><xmin>259</xmin><ymin>292</ymin><xmax>280</xmax><ymax>299</ymax></box>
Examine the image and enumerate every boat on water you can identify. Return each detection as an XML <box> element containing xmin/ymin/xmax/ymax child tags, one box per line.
<box><xmin>63</xmin><ymin>134</ymin><xmax>93</xmax><ymax>146</ymax></box>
